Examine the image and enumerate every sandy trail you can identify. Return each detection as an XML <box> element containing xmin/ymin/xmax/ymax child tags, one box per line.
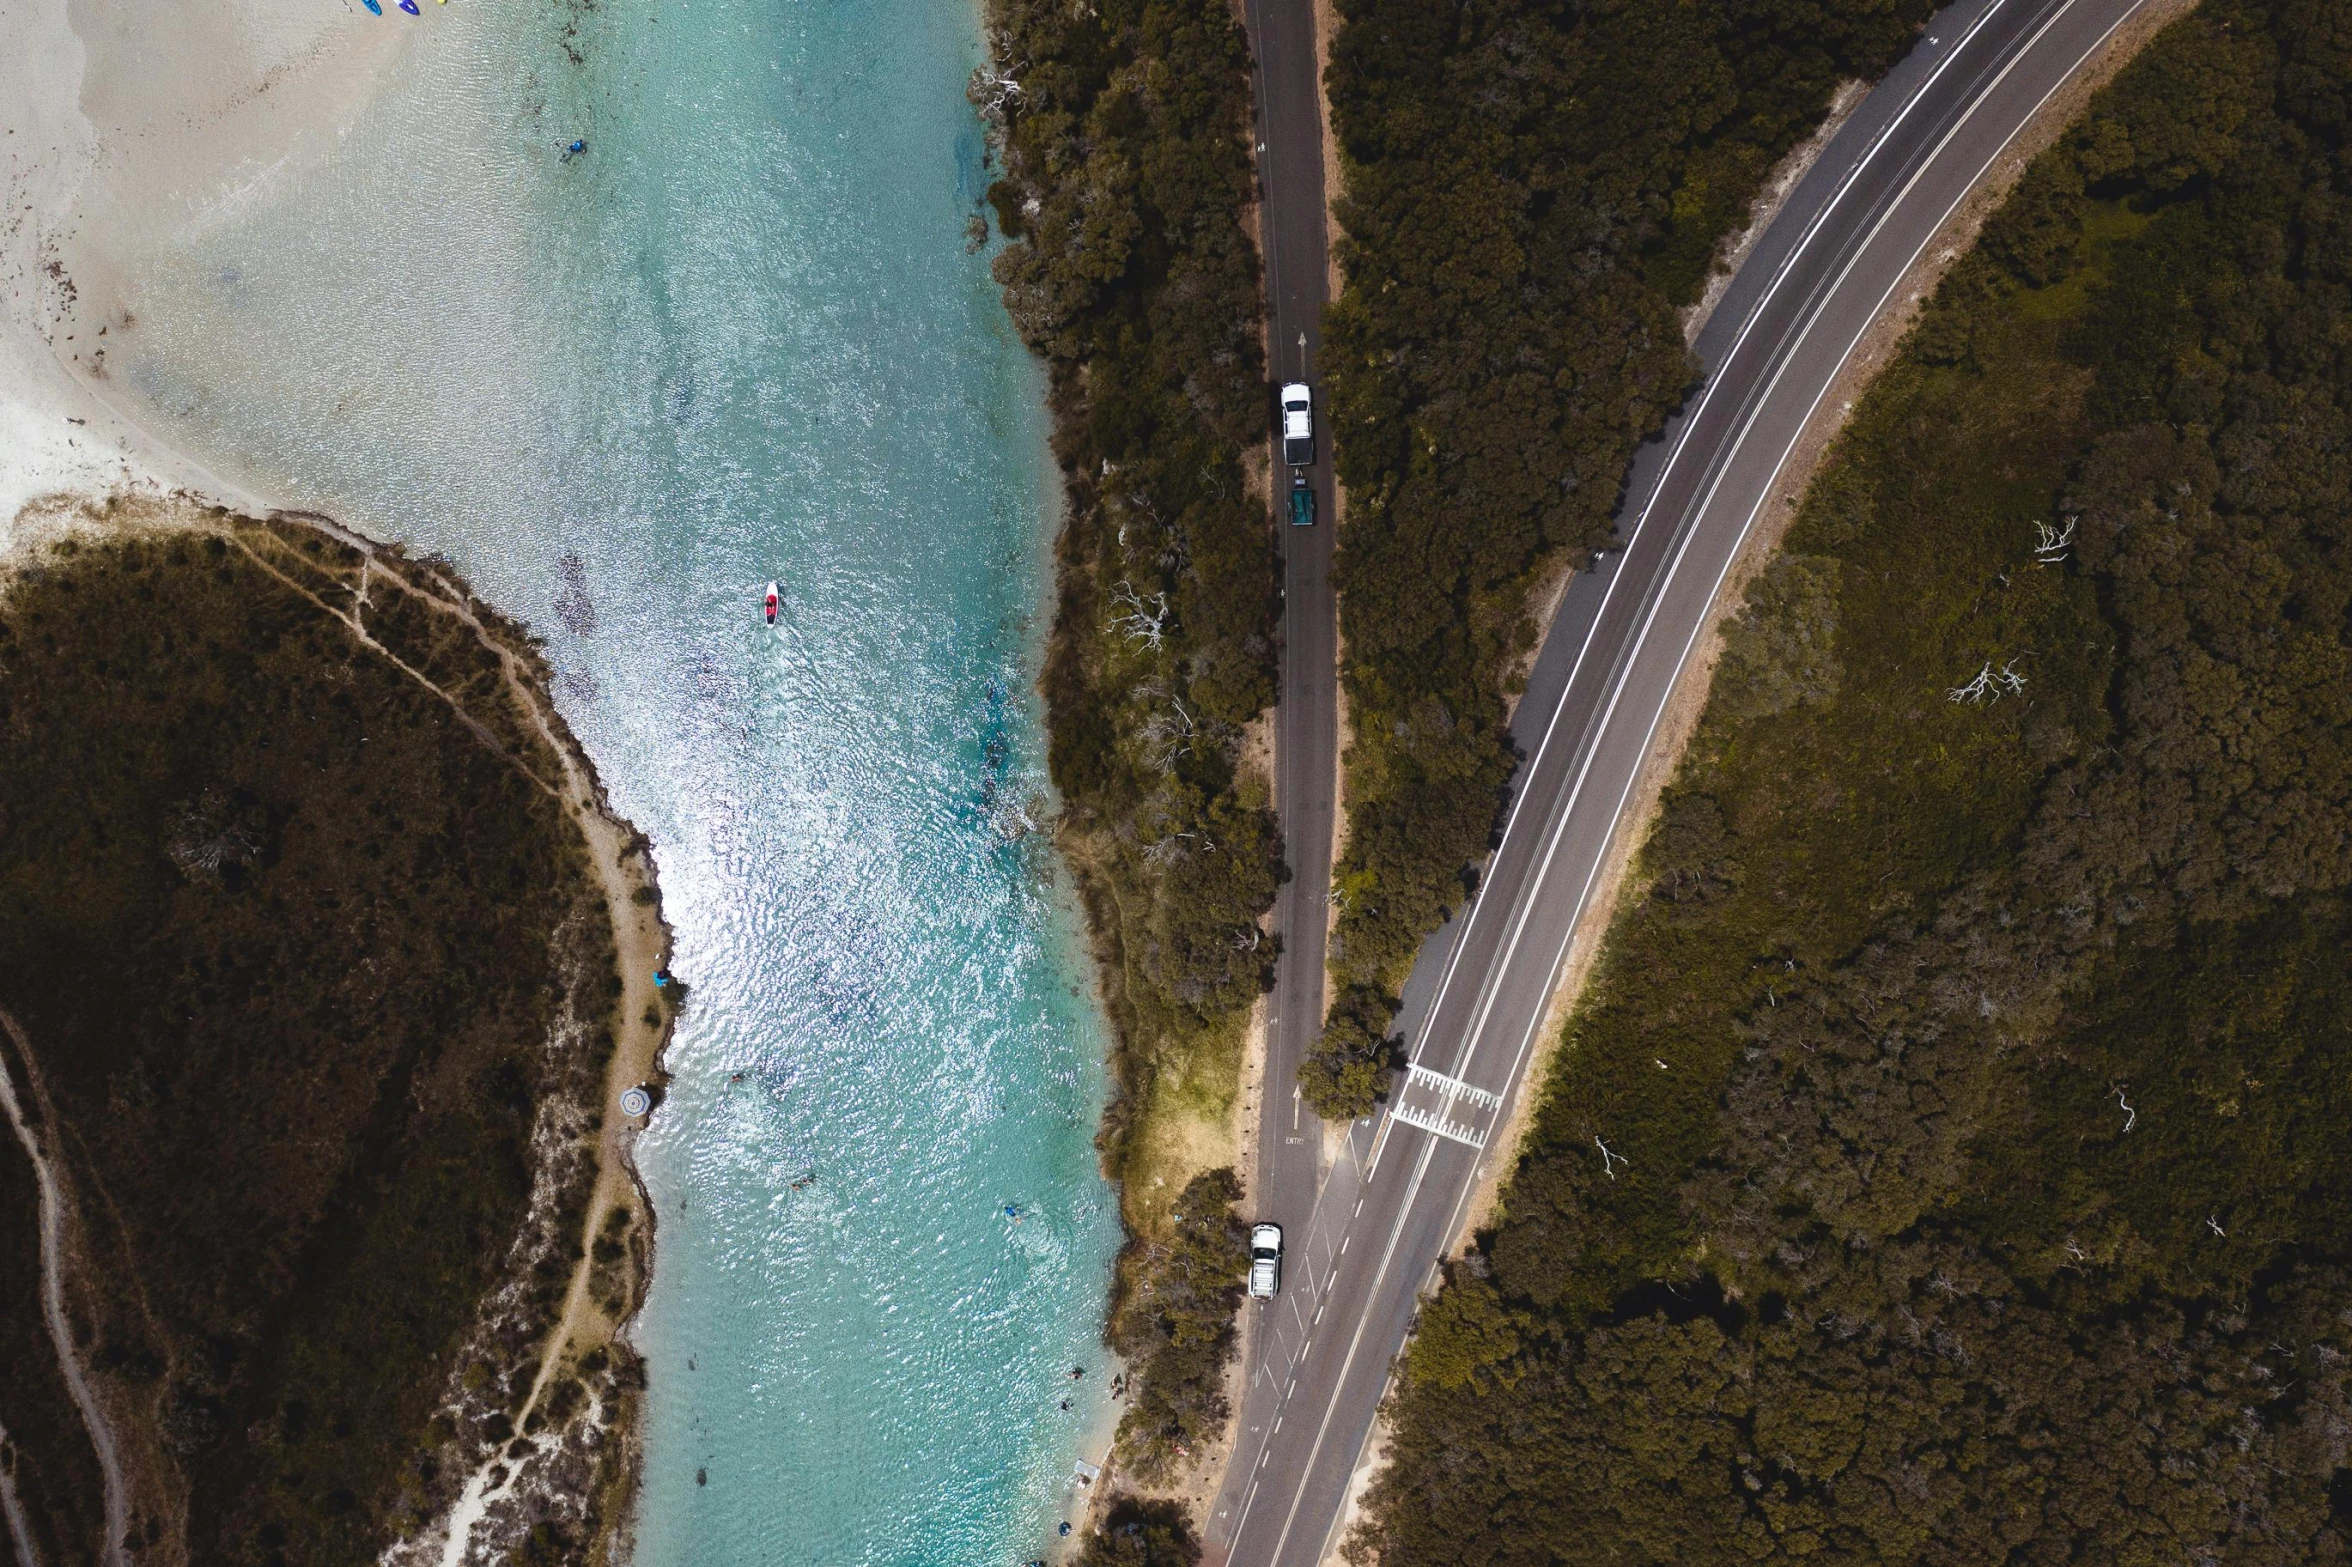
<box><xmin>358</xmin><ymin>542</ymin><xmax>666</xmax><ymax>1428</ymax></box>
<box><xmin>400</xmin><ymin>563</ymin><xmax>669</xmax><ymax>1567</ymax></box>
<box><xmin>0</xmin><ymin>1408</ymin><xmax>43</xmax><ymax>1567</ymax></box>
<box><xmin>211</xmin><ymin>511</ymin><xmax>667</xmax><ymax>1565</ymax></box>
<box><xmin>0</xmin><ymin>1009</ymin><xmax>129</xmax><ymax>1567</ymax></box>
<box><xmin>214</xmin><ymin>529</ymin><xmax>562</xmax><ymax>800</ymax></box>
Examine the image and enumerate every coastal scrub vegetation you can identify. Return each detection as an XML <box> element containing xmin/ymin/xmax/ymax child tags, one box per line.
<box><xmin>1304</xmin><ymin>0</ymin><xmax>1936</xmax><ymax>1114</ymax></box>
<box><xmin>0</xmin><ymin>1107</ymin><xmax>109</xmax><ymax>1567</ymax></box>
<box><xmin>1076</xmin><ymin>1496</ymin><xmax>1203</xmax><ymax>1567</ymax></box>
<box><xmin>1104</xmin><ymin>1167</ymin><xmax>1250</xmax><ymax>1482</ymax></box>
<box><xmin>1358</xmin><ymin>6</ymin><xmax>2352</xmax><ymax>1560</ymax></box>
<box><xmin>976</xmin><ymin>0</ymin><xmax>1275</xmax><ymax>1489</ymax></box>
<box><xmin>0</xmin><ymin>511</ymin><xmax>633</xmax><ymax>1566</ymax></box>
<box><xmin>979</xmin><ymin>0</ymin><xmax>1281</xmax><ymax>1205</ymax></box>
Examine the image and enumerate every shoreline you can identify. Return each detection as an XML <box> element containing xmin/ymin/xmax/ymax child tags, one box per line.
<box><xmin>6</xmin><ymin>4</ymin><xmax>673</xmax><ymax>1549</ymax></box>
<box><xmin>12</xmin><ymin>0</ymin><xmax>1123</xmax><ymax>1555</ymax></box>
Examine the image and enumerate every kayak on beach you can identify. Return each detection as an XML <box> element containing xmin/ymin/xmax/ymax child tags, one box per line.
<box><xmin>763</xmin><ymin>581</ymin><xmax>780</xmax><ymax>625</ymax></box>
<box><xmin>398</xmin><ymin>0</ymin><xmax>419</xmax><ymax>13</ymax></box>
<box><xmin>362</xmin><ymin>0</ymin><xmax>382</xmax><ymax>12</ymax></box>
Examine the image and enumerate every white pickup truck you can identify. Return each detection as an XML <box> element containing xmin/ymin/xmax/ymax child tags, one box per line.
<box><xmin>1248</xmin><ymin>1222</ymin><xmax>1284</xmax><ymax>1298</ymax></box>
<box><xmin>1280</xmin><ymin>383</ymin><xmax>1314</xmax><ymax>467</ymax></box>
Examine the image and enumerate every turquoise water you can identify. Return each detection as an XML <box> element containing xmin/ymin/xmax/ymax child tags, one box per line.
<box><xmin>109</xmin><ymin>0</ymin><xmax>1123</xmax><ymax>1560</ymax></box>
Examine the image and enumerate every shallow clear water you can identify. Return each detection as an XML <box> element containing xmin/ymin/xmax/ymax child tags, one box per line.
<box><xmin>109</xmin><ymin>0</ymin><xmax>1122</xmax><ymax>1560</ymax></box>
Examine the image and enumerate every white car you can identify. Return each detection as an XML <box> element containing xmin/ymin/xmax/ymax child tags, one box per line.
<box><xmin>1280</xmin><ymin>383</ymin><xmax>1314</xmax><ymax>467</ymax></box>
<box><xmin>1248</xmin><ymin>1222</ymin><xmax>1283</xmax><ymax>1299</ymax></box>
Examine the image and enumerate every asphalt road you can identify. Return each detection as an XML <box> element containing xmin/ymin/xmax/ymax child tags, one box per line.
<box><xmin>1206</xmin><ymin>0</ymin><xmax>2154</xmax><ymax>1560</ymax></box>
<box><xmin>1243</xmin><ymin>0</ymin><xmax>1337</xmax><ymax>1266</ymax></box>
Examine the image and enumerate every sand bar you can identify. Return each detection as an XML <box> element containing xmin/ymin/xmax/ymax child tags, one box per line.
<box><xmin>2</xmin><ymin>0</ymin><xmax>407</xmax><ymax>527</ymax></box>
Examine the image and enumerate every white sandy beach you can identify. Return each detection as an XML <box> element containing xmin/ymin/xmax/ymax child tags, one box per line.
<box><xmin>0</xmin><ymin>0</ymin><xmax>407</xmax><ymax>530</ymax></box>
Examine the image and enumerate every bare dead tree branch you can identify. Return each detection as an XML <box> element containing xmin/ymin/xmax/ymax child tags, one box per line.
<box><xmin>1139</xmin><ymin>831</ymin><xmax>1199</xmax><ymax>866</ymax></box>
<box><xmin>2034</xmin><ymin>516</ymin><xmax>2077</xmax><ymax>565</ymax></box>
<box><xmin>969</xmin><ymin>32</ymin><xmax>1028</xmax><ymax>121</ymax></box>
<box><xmin>1947</xmin><ymin>658</ymin><xmax>2029</xmax><ymax>704</ymax></box>
<box><xmin>1109</xmin><ymin>580</ymin><xmax>1170</xmax><ymax>652</ymax></box>
<box><xmin>1139</xmin><ymin>695</ymin><xmax>1195</xmax><ymax>768</ymax></box>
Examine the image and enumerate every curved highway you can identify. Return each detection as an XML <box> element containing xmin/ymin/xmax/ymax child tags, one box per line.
<box><xmin>1211</xmin><ymin>0</ymin><xmax>2155</xmax><ymax>1560</ymax></box>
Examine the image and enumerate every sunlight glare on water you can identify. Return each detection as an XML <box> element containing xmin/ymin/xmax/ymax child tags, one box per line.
<box><xmin>104</xmin><ymin>0</ymin><xmax>1122</xmax><ymax>1559</ymax></box>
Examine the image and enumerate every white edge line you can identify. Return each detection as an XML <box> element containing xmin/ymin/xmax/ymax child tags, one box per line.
<box><xmin>1221</xmin><ymin>0</ymin><xmax>2143</xmax><ymax>1555</ymax></box>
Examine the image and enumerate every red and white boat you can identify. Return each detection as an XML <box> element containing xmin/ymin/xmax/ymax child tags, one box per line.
<box><xmin>763</xmin><ymin>581</ymin><xmax>780</xmax><ymax>625</ymax></box>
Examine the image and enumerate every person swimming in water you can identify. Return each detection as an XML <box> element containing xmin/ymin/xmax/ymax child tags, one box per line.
<box><xmin>561</xmin><ymin>139</ymin><xmax>587</xmax><ymax>161</ymax></box>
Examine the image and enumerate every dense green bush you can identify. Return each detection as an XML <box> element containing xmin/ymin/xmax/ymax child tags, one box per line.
<box><xmin>982</xmin><ymin>0</ymin><xmax>1280</xmax><ymax>1172</ymax></box>
<box><xmin>980</xmin><ymin>0</ymin><xmax>1277</xmax><ymax>1477</ymax></box>
<box><xmin>0</xmin><ymin>519</ymin><xmax>615</xmax><ymax>1566</ymax></box>
<box><xmin>1305</xmin><ymin>0</ymin><xmax>1934</xmax><ymax>1115</ymax></box>
<box><xmin>1077</xmin><ymin>1496</ymin><xmax>1202</xmax><ymax>1567</ymax></box>
<box><xmin>1359</xmin><ymin>7</ymin><xmax>2352</xmax><ymax>1561</ymax></box>
<box><xmin>1103</xmin><ymin>1167</ymin><xmax>1250</xmax><ymax>1482</ymax></box>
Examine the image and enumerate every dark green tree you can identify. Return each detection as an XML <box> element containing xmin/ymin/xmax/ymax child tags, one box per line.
<box><xmin>1105</xmin><ymin>1168</ymin><xmax>1251</xmax><ymax>1481</ymax></box>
